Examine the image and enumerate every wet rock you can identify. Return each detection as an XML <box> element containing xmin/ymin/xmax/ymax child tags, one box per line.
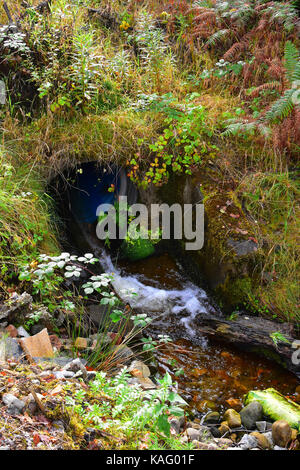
<box><xmin>224</xmin><ymin>409</ymin><xmax>241</xmax><ymax>428</ymax></box>
<box><xmin>240</xmin><ymin>401</ymin><xmax>263</xmax><ymax>429</ymax></box>
<box><xmin>2</xmin><ymin>393</ymin><xmax>25</xmax><ymax>415</ymax></box>
<box><xmin>250</xmin><ymin>432</ymin><xmax>272</xmax><ymax>450</ymax></box>
<box><xmin>225</xmin><ymin>398</ymin><xmax>242</xmax><ymax>411</ymax></box>
<box><xmin>237</xmin><ymin>434</ymin><xmax>258</xmax><ymax>450</ymax></box>
<box><xmin>256</xmin><ymin>421</ymin><xmax>272</xmax><ymax>433</ymax></box>
<box><xmin>128</xmin><ymin>360</ymin><xmax>150</xmax><ymax>378</ymax></box>
<box><xmin>272</xmin><ymin>420</ymin><xmax>292</xmax><ymax>448</ymax></box>
<box><xmin>203</xmin><ymin>411</ymin><xmax>220</xmax><ymax>424</ymax></box>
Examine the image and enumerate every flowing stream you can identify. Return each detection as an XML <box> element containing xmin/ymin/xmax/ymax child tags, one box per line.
<box><xmin>98</xmin><ymin>248</ymin><xmax>299</xmax><ymax>416</ymax></box>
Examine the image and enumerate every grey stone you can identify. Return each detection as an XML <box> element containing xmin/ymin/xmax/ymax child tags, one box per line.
<box><xmin>237</xmin><ymin>434</ymin><xmax>259</xmax><ymax>450</ymax></box>
<box><xmin>2</xmin><ymin>393</ymin><xmax>25</xmax><ymax>415</ymax></box>
<box><xmin>186</xmin><ymin>425</ymin><xmax>212</xmax><ymax>442</ymax></box>
<box><xmin>53</xmin><ymin>356</ymin><xmax>75</xmax><ymax>367</ymax></box>
<box><xmin>169</xmin><ymin>418</ymin><xmax>182</xmax><ymax>435</ymax></box>
<box><xmin>74</xmin><ymin>370</ymin><xmax>84</xmax><ymax>379</ymax></box>
<box><xmin>87</xmin><ymin>305</ymin><xmax>134</xmax><ymax>334</ymax></box>
<box><xmin>240</xmin><ymin>401</ymin><xmax>263</xmax><ymax>429</ymax></box>
<box><xmin>256</xmin><ymin>421</ymin><xmax>272</xmax><ymax>432</ymax></box>
<box><xmin>274</xmin><ymin>445</ymin><xmax>287</xmax><ymax>450</ymax></box>
<box><xmin>36</xmin><ymin>356</ymin><xmax>74</xmax><ymax>368</ymax></box>
<box><xmin>62</xmin><ymin>358</ymin><xmax>87</xmax><ymax>378</ymax></box>
<box><xmin>31</xmin><ymin>324</ymin><xmax>45</xmax><ymax>335</ymax></box>
<box><xmin>17</xmin><ymin>326</ymin><xmax>30</xmax><ymax>338</ymax></box>
<box><xmin>186</xmin><ymin>427</ymin><xmax>202</xmax><ymax>441</ymax></box>
<box><xmin>227</xmin><ymin>239</ymin><xmax>258</xmax><ymax>256</ymax></box>
<box><xmin>53</xmin><ymin>371</ymin><xmax>65</xmax><ymax>379</ymax></box>
<box><xmin>62</xmin><ymin>370</ymin><xmax>75</xmax><ymax>378</ymax></box>
<box><xmin>0</xmin><ymin>335</ymin><xmax>23</xmax><ymax>361</ymax></box>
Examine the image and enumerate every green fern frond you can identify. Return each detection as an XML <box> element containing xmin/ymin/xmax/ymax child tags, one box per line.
<box><xmin>284</xmin><ymin>41</ymin><xmax>299</xmax><ymax>82</ymax></box>
<box><xmin>222</xmin><ymin>120</ymin><xmax>256</xmax><ymax>137</ymax></box>
<box><xmin>263</xmin><ymin>88</ymin><xmax>295</xmax><ymax>123</ymax></box>
<box><xmin>206</xmin><ymin>29</ymin><xmax>230</xmax><ymax>46</ymax></box>
<box><xmin>291</xmin><ymin>61</ymin><xmax>300</xmax><ymax>83</ymax></box>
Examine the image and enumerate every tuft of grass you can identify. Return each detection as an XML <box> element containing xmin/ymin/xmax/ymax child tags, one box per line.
<box><xmin>0</xmin><ymin>147</ymin><xmax>59</xmax><ymax>288</ymax></box>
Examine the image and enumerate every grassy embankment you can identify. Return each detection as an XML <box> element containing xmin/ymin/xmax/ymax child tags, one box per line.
<box><xmin>0</xmin><ymin>0</ymin><xmax>299</xmax><ymax>325</ymax></box>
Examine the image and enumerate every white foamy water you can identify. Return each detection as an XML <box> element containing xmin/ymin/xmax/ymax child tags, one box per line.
<box><xmin>100</xmin><ymin>252</ymin><xmax>216</xmax><ymax>338</ymax></box>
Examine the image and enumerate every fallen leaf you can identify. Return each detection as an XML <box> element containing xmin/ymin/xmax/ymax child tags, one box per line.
<box><xmin>33</xmin><ymin>433</ymin><xmax>41</xmax><ymax>445</ymax></box>
<box><xmin>235</xmin><ymin>228</ymin><xmax>248</xmax><ymax>235</ymax></box>
<box><xmin>49</xmin><ymin>384</ymin><xmax>63</xmax><ymax>396</ymax></box>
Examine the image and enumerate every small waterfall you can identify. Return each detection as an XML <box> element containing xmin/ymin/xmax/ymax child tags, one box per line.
<box><xmin>100</xmin><ymin>251</ymin><xmax>217</xmax><ymax>340</ymax></box>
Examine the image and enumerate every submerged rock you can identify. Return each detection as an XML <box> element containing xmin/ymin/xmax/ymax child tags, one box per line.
<box><xmin>203</xmin><ymin>411</ymin><xmax>220</xmax><ymax>424</ymax></box>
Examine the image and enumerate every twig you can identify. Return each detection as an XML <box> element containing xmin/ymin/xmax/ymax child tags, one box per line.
<box><xmin>30</xmin><ymin>387</ymin><xmax>47</xmax><ymax>415</ymax></box>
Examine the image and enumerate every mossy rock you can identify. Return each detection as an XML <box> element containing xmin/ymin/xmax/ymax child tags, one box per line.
<box><xmin>120</xmin><ymin>237</ymin><xmax>156</xmax><ymax>262</ymax></box>
<box><xmin>156</xmin><ymin>166</ymin><xmax>263</xmax><ymax>311</ymax></box>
